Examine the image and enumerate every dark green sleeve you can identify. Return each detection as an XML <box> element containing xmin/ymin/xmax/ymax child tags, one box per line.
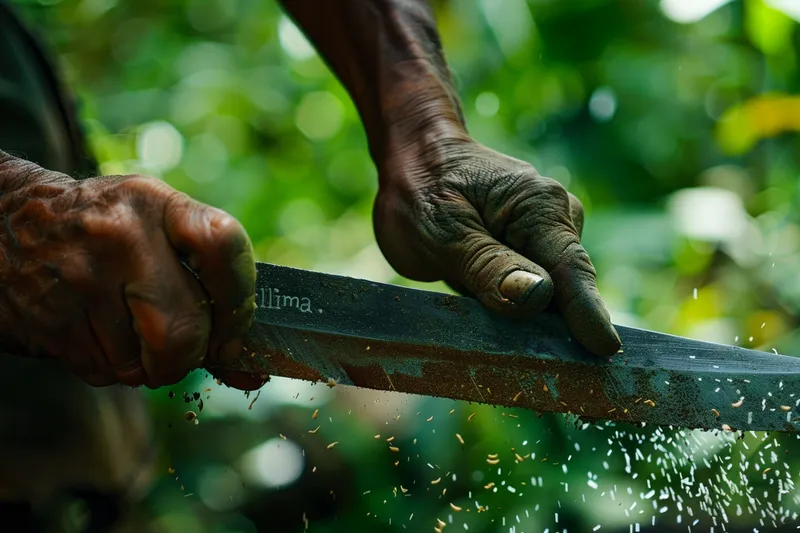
<box><xmin>0</xmin><ymin>1</ymin><xmax>96</xmax><ymax>177</ymax></box>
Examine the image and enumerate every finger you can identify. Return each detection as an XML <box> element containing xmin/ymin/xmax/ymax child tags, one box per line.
<box><xmin>505</xmin><ymin>182</ymin><xmax>620</xmax><ymax>356</ymax></box>
<box><xmin>207</xmin><ymin>368</ymin><xmax>269</xmax><ymax>391</ymax></box>
<box><xmin>56</xmin><ymin>326</ymin><xmax>117</xmax><ymax>387</ymax></box>
<box><xmin>425</xmin><ymin>203</ymin><xmax>555</xmax><ymax>316</ymax></box>
<box><xmin>163</xmin><ymin>194</ymin><xmax>256</xmax><ymax>365</ymax></box>
<box><xmin>124</xmin><ymin>236</ymin><xmax>211</xmax><ymax>388</ymax></box>
<box><xmin>35</xmin><ymin>254</ymin><xmax>121</xmax><ymax>386</ymax></box>
<box><xmin>86</xmin><ymin>298</ymin><xmax>147</xmax><ymax>387</ymax></box>
<box><xmin>567</xmin><ymin>192</ymin><xmax>585</xmax><ymax>239</ymax></box>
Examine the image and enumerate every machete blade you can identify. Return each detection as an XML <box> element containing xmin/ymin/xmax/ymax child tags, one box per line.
<box><xmin>212</xmin><ymin>262</ymin><xmax>800</xmax><ymax>433</ymax></box>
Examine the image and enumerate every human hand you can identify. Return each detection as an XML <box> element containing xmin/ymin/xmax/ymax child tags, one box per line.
<box><xmin>0</xmin><ymin>153</ymin><xmax>263</xmax><ymax>389</ymax></box>
<box><xmin>374</xmin><ymin>137</ymin><xmax>621</xmax><ymax>357</ymax></box>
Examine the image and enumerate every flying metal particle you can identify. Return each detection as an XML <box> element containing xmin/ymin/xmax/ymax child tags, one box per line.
<box><xmin>456</xmin><ymin>433</ymin><xmax>465</xmax><ymax>445</ymax></box>
<box><xmin>309</xmin><ymin>426</ymin><xmax>321</xmax><ymax>434</ymax></box>
<box><xmin>543</xmin><ymin>384</ymin><xmax>549</xmax><ymax>392</ymax></box>
<box><xmin>437</xmin><ymin>518</ymin><xmax>446</xmax><ymax>528</ymax></box>
<box><xmin>762</xmin><ymin>467</ymin><xmax>772</xmax><ymax>475</ymax></box>
<box><xmin>644</xmin><ymin>399</ymin><xmax>656</xmax><ymax>407</ymax></box>
<box><xmin>450</xmin><ymin>503</ymin><xmax>462</xmax><ymax>512</ymax></box>
<box><xmin>389</xmin><ymin>446</ymin><xmax>400</xmax><ymax>453</ymax></box>
<box><xmin>487</xmin><ymin>458</ymin><xmax>500</xmax><ymax>465</ymax></box>
<box><xmin>279</xmin><ymin>433</ymin><xmax>287</xmax><ymax>441</ymax></box>
<box><xmin>721</xmin><ymin>424</ymin><xmax>733</xmax><ymax>432</ymax></box>
<box><xmin>248</xmin><ymin>390</ymin><xmax>262</xmax><ymax>410</ymax></box>
<box><xmin>780</xmin><ymin>405</ymin><xmax>792</xmax><ymax>411</ymax></box>
<box><xmin>386</xmin><ymin>436</ymin><xmax>395</xmax><ymax>442</ymax></box>
<box><xmin>731</xmin><ymin>398</ymin><xmax>744</xmax><ymax>408</ymax></box>
<box><xmin>484</xmin><ymin>482</ymin><xmax>495</xmax><ymax>489</ymax></box>
<box><xmin>712</xmin><ymin>408</ymin><xmax>720</xmax><ymax>417</ymax></box>
<box><xmin>312</xmin><ymin>409</ymin><xmax>319</xmax><ymax>419</ymax></box>
<box><xmin>468</xmin><ymin>412</ymin><xmax>476</xmax><ymax>422</ymax></box>
<box><xmin>427</xmin><ymin>416</ymin><xmax>434</xmax><ymax>422</ymax></box>
<box><xmin>431</xmin><ymin>477</ymin><xmax>441</xmax><ymax>485</ymax></box>
<box><xmin>327</xmin><ymin>441</ymin><xmax>339</xmax><ymax>449</ymax></box>
<box><xmin>513</xmin><ymin>391</ymin><xmax>523</xmax><ymax>402</ymax></box>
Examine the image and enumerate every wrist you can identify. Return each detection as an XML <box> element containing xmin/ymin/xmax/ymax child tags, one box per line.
<box><xmin>374</xmin><ymin>60</ymin><xmax>474</xmax><ymax>186</ymax></box>
<box><xmin>0</xmin><ymin>150</ymin><xmax>72</xmax><ymax>196</ymax></box>
<box><xmin>371</xmin><ymin>60</ymin><xmax>472</xmax><ymax>178</ymax></box>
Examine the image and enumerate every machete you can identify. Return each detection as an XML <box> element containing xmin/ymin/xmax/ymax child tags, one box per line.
<box><xmin>211</xmin><ymin>262</ymin><xmax>800</xmax><ymax>433</ymax></box>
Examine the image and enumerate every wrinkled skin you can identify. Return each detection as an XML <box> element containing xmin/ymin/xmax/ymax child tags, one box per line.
<box><xmin>375</xmin><ymin>138</ymin><xmax>621</xmax><ymax>356</ymax></box>
<box><xmin>0</xmin><ymin>158</ymin><xmax>263</xmax><ymax>390</ymax></box>
<box><xmin>0</xmin><ymin>139</ymin><xmax>619</xmax><ymax>391</ymax></box>
<box><xmin>270</xmin><ymin>3</ymin><xmax>621</xmax><ymax>358</ymax></box>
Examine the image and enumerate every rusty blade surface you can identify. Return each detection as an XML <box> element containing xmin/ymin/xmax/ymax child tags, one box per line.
<box><xmin>212</xmin><ymin>262</ymin><xmax>800</xmax><ymax>433</ymax></box>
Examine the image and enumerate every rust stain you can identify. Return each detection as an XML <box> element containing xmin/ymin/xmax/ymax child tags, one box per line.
<box><xmin>224</xmin><ymin>326</ymin><xmax>682</xmax><ymax>428</ymax></box>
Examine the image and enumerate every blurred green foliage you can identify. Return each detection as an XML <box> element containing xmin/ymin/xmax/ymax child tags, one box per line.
<box><xmin>10</xmin><ymin>0</ymin><xmax>800</xmax><ymax>531</ymax></box>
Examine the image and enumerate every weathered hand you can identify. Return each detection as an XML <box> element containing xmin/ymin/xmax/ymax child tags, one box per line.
<box><xmin>0</xmin><ymin>154</ymin><xmax>262</xmax><ymax>389</ymax></box>
<box><xmin>374</xmin><ymin>138</ymin><xmax>621</xmax><ymax>357</ymax></box>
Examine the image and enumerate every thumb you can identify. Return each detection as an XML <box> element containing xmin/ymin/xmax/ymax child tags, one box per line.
<box><xmin>441</xmin><ymin>226</ymin><xmax>556</xmax><ymax>317</ymax></box>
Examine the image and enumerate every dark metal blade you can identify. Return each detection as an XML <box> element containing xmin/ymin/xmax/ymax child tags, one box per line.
<box><xmin>210</xmin><ymin>262</ymin><xmax>800</xmax><ymax>433</ymax></box>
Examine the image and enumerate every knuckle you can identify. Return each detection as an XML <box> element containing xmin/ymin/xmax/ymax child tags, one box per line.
<box><xmin>558</xmin><ymin>242</ymin><xmax>597</xmax><ymax>277</ymax></box>
<box><xmin>115</xmin><ymin>175</ymin><xmax>175</xmax><ymax>213</ymax></box>
<box><xmin>116</xmin><ymin>174</ymin><xmax>168</xmax><ymax>195</ymax></box>
<box><xmin>533</xmin><ymin>176</ymin><xmax>569</xmax><ymax>203</ymax></box>
<box><xmin>504</xmin><ymin>176</ymin><xmax>577</xmax><ymax>247</ymax></box>
<box><xmin>171</xmin><ymin>203</ymin><xmax>248</xmax><ymax>255</ymax></box>
<box><xmin>205</xmin><ymin>210</ymin><xmax>252</xmax><ymax>263</ymax></box>
<box><xmin>207</xmin><ymin>209</ymin><xmax>246</xmax><ymax>245</ymax></box>
<box><xmin>80</xmin><ymin>201</ymin><xmax>137</xmax><ymax>242</ymax></box>
<box><xmin>567</xmin><ymin>192</ymin><xmax>584</xmax><ymax>211</ymax></box>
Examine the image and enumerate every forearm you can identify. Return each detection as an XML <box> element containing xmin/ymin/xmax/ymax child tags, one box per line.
<box><xmin>278</xmin><ymin>0</ymin><xmax>470</xmax><ymax>167</ymax></box>
<box><xmin>0</xmin><ymin>150</ymin><xmax>35</xmax><ymax>194</ymax></box>
<box><xmin>0</xmin><ymin>150</ymin><xmax>64</xmax><ymax>195</ymax></box>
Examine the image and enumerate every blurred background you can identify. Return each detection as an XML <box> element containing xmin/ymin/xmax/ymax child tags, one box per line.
<box><xmin>8</xmin><ymin>0</ymin><xmax>800</xmax><ymax>531</ymax></box>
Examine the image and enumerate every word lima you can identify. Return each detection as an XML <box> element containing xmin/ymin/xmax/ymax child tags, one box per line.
<box><xmin>257</xmin><ymin>287</ymin><xmax>314</xmax><ymax>313</ymax></box>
